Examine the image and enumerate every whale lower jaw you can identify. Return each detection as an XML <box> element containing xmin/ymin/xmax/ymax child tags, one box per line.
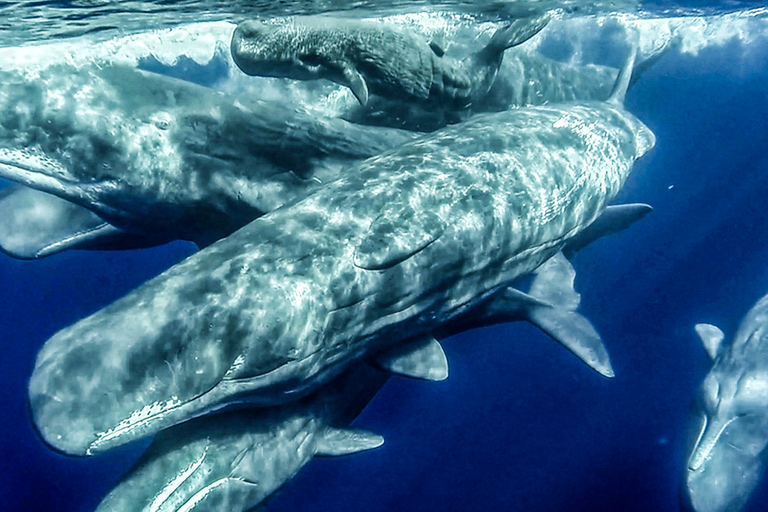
<box><xmin>82</xmin><ymin>351</ymin><xmax>330</xmax><ymax>456</ymax></box>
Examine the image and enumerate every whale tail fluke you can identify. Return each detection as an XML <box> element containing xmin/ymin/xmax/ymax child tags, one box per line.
<box><xmin>478</xmin><ymin>13</ymin><xmax>550</xmax><ymax>63</ymax></box>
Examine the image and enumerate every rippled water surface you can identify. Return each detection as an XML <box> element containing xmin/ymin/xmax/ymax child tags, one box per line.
<box><xmin>1</xmin><ymin>0</ymin><xmax>765</xmax><ymax>47</ymax></box>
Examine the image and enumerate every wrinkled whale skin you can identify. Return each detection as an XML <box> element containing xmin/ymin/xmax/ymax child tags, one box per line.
<box><xmin>230</xmin><ymin>15</ymin><xmax>548</xmax><ymax>108</ymax></box>
<box><xmin>28</xmin><ymin>96</ymin><xmax>654</xmax><ymax>456</ymax></box>
<box><xmin>0</xmin><ymin>64</ymin><xmax>415</xmax><ymax>256</ymax></box>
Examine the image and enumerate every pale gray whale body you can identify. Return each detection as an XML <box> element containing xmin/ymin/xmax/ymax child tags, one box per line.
<box><xmin>683</xmin><ymin>293</ymin><xmax>768</xmax><ymax>512</ymax></box>
<box><xmin>28</xmin><ymin>52</ymin><xmax>654</xmax><ymax>457</ymax></box>
<box><xmin>230</xmin><ymin>14</ymin><xmax>549</xmax><ymax>108</ymax></box>
<box><xmin>91</xmin><ymin>241</ymin><xmax>655</xmax><ymax>512</ymax></box>
<box><xmin>0</xmin><ymin>64</ymin><xmax>415</xmax><ymax>259</ymax></box>
<box><xmin>96</xmin><ymin>364</ymin><xmax>389</xmax><ymax>512</ymax></box>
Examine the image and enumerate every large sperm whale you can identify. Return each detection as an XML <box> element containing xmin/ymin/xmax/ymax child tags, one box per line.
<box><xmin>28</xmin><ymin>48</ymin><xmax>654</xmax><ymax>457</ymax></box>
<box><xmin>0</xmin><ymin>64</ymin><xmax>415</xmax><ymax>259</ymax></box>
<box><xmin>90</xmin><ymin>243</ymin><xmax>654</xmax><ymax>512</ymax></box>
<box><xmin>683</xmin><ymin>292</ymin><xmax>768</xmax><ymax>512</ymax></box>
<box><xmin>230</xmin><ymin>14</ymin><xmax>549</xmax><ymax>107</ymax></box>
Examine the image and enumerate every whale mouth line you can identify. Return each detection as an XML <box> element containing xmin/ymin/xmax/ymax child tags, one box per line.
<box><xmin>86</xmin><ymin>351</ymin><xmax>325</xmax><ymax>454</ymax></box>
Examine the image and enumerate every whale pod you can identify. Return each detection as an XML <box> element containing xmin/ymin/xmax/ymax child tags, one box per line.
<box><xmin>28</xmin><ymin>49</ymin><xmax>654</xmax><ymax>456</ymax></box>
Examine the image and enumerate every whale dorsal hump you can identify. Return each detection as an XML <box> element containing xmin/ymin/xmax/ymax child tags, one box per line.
<box><xmin>695</xmin><ymin>323</ymin><xmax>725</xmax><ymax>361</ymax></box>
<box><xmin>373</xmin><ymin>336</ymin><xmax>449</xmax><ymax>381</ymax></box>
<box><xmin>343</xmin><ymin>65</ymin><xmax>369</xmax><ymax>106</ymax></box>
<box><xmin>316</xmin><ymin>427</ymin><xmax>384</xmax><ymax>457</ymax></box>
<box><xmin>354</xmin><ymin>208</ymin><xmax>446</xmax><ymax>271</ymax></box>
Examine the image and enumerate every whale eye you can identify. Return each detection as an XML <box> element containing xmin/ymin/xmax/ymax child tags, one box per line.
<box><xmin>298</xmin><ymin>53</ymin><xmax>324</xmax><ymax>67</ymax></box>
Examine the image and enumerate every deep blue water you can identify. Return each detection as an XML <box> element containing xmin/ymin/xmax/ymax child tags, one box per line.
<box><xmin>2</xmin><ymin>11</ymin><xmax>768</xmax><ymax>512</ymax></box>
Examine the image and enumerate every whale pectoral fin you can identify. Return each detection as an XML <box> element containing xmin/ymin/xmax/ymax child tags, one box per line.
<box><xmin>510</xmin><ymin>252</ymin><xmax>614</xmax><ymax>377</ymax></box>
<box><xmin>0</xmin><ymin>187</ymin><xmax>164</xmax><ymax>259</ymax></box>
<box><xmin>354</xmin><ymin>208</ymin><xmax>446</xmax><ymax>270</ymax></box>
<box><xmin>482</xmin><ymin>13</ymin><xmax>550</xmax><ymax>58</ymax></box>
<box><xmin>563</xmin><ymin>203</ymin><xmax>652</xmax><ymax>259</ymax></box>
<box><xmin>342</xmin><ymin>65</ymin><xmax>369</xmax><ymax>106</ymax></box>
<box><xmin>695</xmin><ymin>323</ymin><xmax>725</xmax><ymax>361</ymax></box>
<box><xmin>316</xmin><ymin>427</ymin><xmax>384</xmax><ymax>457</ymax></box>
<box><xmin>373</xmin><ymin>336</ymin><xmax>449</xmax><ymax>381</ymax></box>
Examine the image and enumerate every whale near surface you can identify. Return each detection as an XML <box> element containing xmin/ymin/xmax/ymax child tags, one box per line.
<box><xmin>230</xmin><ymin>14</ymin><xmax>550</xmax><ymax>108</ymax></box>
<box><xmin>684</xmin><ymin>293</ymin><xmax>768</xmax><ymax>512</ymax></box>
<box><xmin>28</xmin><ymin>56</ymin><xmax>655</xmax><ymax>456</ymax></box>
<box><xmin>0</xmin><ymin>64</ymin><xmax>415</xmax><ymax>259</ymax></box>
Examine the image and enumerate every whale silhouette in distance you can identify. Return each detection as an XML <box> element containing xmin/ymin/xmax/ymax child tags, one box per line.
<box><xmin>28</xmin><ymin>46</ymin><xmax>654</xmax><ymax>457</ymax></box>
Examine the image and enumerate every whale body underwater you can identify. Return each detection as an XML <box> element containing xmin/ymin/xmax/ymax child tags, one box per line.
<box><xmin>96</xmin><ymin>364</ymin><xmax>390</xmax><ymax>512</ymax></box>
<box><xmin>0</xmin><ymin>64</ymin><xmax>416</xmax><ymax>258</ymax></box>
<box><xmin>684</xmin><ymin>293</ymin><xmax>768</xmax><ymax>512</ymax></box>
<box><xmin>27</xmin><ymin>51</ymin><xmax>655</xmax><ymax>457</ymax></box>
<box><xmin>230</xmin><ymin>14</ymin><xmax>550</xmax><ymax>108</ymax></box>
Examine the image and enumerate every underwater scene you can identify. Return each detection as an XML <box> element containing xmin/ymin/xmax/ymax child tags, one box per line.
<box><xmin>1</xmin><ymin>2</ymin><xmax>768</xmax><ymax>512</ymax></box>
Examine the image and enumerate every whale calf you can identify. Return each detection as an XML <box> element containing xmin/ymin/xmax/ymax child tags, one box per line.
<box><xmin>230</xmin><ymin>14</ymin><xmax>549</xmax><ymax>108</ymax></box>
<box><xmin>0</xmin><ymin>64</ymin><xmax>415</xmax><ymax>259</ymax></box>
<box><xmin>683</xmin><ymin>293</ymin><xmax>768</xmax><ymax>512</ymax></box>
<box><xmin>28</xmin><ymin>50</ymin><xmax>654</xmax><ymax>456</ymax></box>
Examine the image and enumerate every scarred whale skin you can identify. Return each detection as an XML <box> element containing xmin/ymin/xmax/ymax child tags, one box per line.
<box><xmin>91</xmin><ymin>244</ymin><xmax>637</xmax><ymax>512</ymax></box>
<box><xmin>683</xmin><ymin>294</ymin><xmax>768</xmax><ymax>512</ymax></box>
<box><xmin>95</xmin><ymin>364</ymin><xmax>389</xmax><ymax>512</ymax></box>
<box><xmin>28</xmin><ymin>74</ymin><xmax>655</xmax><ymax>456</ymax></box>
<box><xmin>0</xmin><ymin>64</ymin><xmax>415</xmax><ymax>258</ymax></box>
<box><xmin>230</xmin><ymin>14</ymin><xmax>549</xmax><ymax>108</ymax></box>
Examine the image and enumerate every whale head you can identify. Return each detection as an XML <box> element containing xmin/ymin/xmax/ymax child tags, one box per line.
<box><xmin>684</xmin><ymin>335</ymin><xmax>768</xmax><ymax>512</ymax></box>
<box><xmin>231</xmin><ymin>20</ymin><xmax>333</xmax><ymax>81</ymax></box>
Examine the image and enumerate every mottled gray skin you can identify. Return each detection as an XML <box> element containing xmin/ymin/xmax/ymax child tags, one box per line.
<box><xmin>96</xmin><ymin>364</ymin><xmax>388</xmax><ymax>512</ymax></box>
<box><xmin>341</xmin><ymin>50</ymin><xmax>623</xmax><ymax>132</ymax></box>
<box><xmin>230</xmin><ymin>15</ymin><xmax>548</xmax><ymax>109</ymax></box>
<box><xmin>684</xmin><ymin>294</ymin><xmax>768</xmax><ymax>512</ymax></box>
<box><xmin>29</xmin><ymin>95</ymin><xmax>654</xmax><ymax>456</ymax></box>
<box><xmin>94</xmin><ymin>252</ymin><xmax>616</xmax><ymax>512</ymax></box>
<box><xmin>0</xmin><ymin>64</ymin><xmax>415</xmax><ymax>256</ymax></box>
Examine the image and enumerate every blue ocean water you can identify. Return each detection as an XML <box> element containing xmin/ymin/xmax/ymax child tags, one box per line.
<box><xmin>1</xmin><ymin>3</ymin><xmax>768</xmax><ymax>512</ymax></box>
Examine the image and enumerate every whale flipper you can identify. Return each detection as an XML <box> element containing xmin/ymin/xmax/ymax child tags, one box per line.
<box><xmin>354</xmin><ymin>208</ymin><xmax>446</xmax><ymax>270</ymax></box>
<box><xmin>695</xmin><ymin>323</ymin><xmax>725</xmax><ymax>361</ymax></box>
<box><xmin>0</xmin><ymin>187</ymin><xmax>162</xmax><ymax>259</ymax></box>
<box><xmin>562</xmin><ymin>203</ymin><xmax>652</xmax><ymax>258</ymax></box>
<box><xmin>374</xmin><ymin>336</ymin><xmax>449</xmax><ymax>381</ymax></box>
<box><xmin>316</xmin><ymin>427</ymin><xmax>384</xmax><ymax>456</ymax></box>
<box><xmin>477</xmin><ymin>13</ymin><xmax>551</xmax><ymax>64</ymax></box>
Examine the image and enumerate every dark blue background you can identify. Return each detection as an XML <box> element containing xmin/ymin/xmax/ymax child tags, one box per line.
<box><xmin>2</xmin><ymin>36</ymin><xmax>768</xmax><ymax>512</ymax></box>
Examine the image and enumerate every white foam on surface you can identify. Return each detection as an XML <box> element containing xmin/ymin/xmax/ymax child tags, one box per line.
<box><xmin>0</xmin><ymin>21</ymin><xmax>235</xmax><ymax>74</ymax></box>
